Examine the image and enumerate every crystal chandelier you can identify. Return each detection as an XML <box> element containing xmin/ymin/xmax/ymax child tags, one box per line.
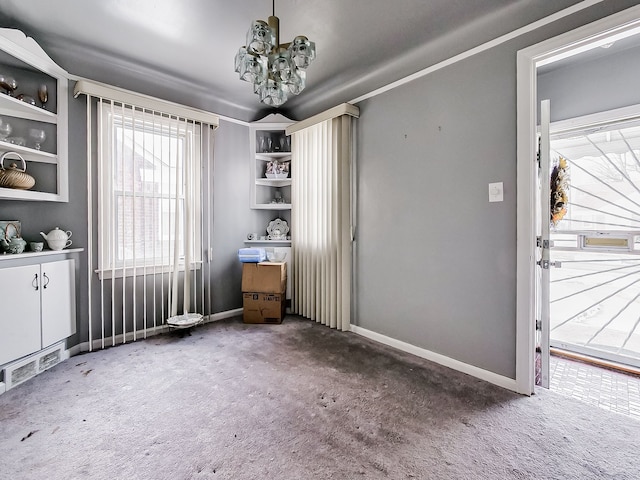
<box><xmin>234</xmin><ymin>1</ymin><xmax>316</xmax><ymax>107</ymax></box>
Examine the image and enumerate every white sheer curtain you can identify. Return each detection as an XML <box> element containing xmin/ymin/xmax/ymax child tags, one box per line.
<box><xmin>290</xmin><ymin>112</ymin><xmax>356</xmax><ymax>331</ymax></box>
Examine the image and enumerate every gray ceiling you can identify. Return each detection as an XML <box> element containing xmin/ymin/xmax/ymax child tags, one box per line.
<box><xmin>0</xmin><ymin>0</ymin><xmax>586</xmax><ymax>122</ymax></box>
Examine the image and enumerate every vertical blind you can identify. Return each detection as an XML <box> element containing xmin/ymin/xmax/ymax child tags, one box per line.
<box><xmin>75</xmin><ymin>80</ymin><xmax>218</xmax><ymax>350</ymax></box>
<box><xmin>290</xmin><ymin>113</ymin><xmax>356</xmax><ymax>331</ymax></box>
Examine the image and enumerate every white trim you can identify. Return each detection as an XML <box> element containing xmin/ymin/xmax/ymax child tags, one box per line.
<box><xmin>285</xmin><ymin>103</ymin><xmax>360</xmax><ymax>135</ymax></box>
<box><xmin>73</xmin><ymin>79</ymin><xmax>219</xmax><ymax>127</ymax></box>
<box><xmin>349</xmin><ymin>0</ymin><xmax>604</xmax><ymax>106</ymax></box>
<box><xmin>0</xmin><ymin>27</ymin><xmax>69</xmax><ymax>77</ymax></box>
<box><xmin>68</xmin><ymin>308</ymin><xmax>244</xmax><ymax>355</ymax></box>
<box><xmin>215</xmin><ymin>115</ymin><xmax>250</xmax><ymax>127</ymax></box>
<box><xmin>350</xmin><ymin>325</ymin><xmax>519</xmax><ymax>392</ymax></box>
<box><xmin>95</xmin><ymin>262</ymin><xmax>203</xmax><ymax>280</ymax></box>
<box><xmin>549</xmin><ymin>102</ymin><xmax>640</xmax><ymax>136</ymax></box>
<box><xmin>516</xmin><ymin>5</ymin><xmax>640</xmax><ymax>395</ymax></box>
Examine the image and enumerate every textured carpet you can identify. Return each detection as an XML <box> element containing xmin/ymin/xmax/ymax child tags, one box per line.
<box><xmin>1</xmin><ymin>316</ymin><xmax>638</xmax><ymax>479</ymax></box>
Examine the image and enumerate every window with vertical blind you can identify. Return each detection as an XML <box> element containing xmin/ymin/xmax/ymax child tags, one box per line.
<box><xmin>97</xmin><ymin>103</ymin><xmax>202</xmax><ymax>277</ymax></box>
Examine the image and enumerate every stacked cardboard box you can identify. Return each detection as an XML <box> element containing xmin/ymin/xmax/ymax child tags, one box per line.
<box><xmin>241</xmin><ymin>262</ymin><xmax>287</xmax><ymax>324</ymax></box>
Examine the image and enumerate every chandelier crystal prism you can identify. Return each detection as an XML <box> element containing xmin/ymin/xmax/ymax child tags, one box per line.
<box><xmin>234</xmin><ymin>1</ymin><xmax>315</xmax><ymax>107</ymax></box>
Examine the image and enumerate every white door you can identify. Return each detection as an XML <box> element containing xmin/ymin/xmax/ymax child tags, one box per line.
<box><xmin>0</xmin><ymin>264</ymin><xmax>41</xmax><ymax>365</ymax></box>
<box><xmin>41</xmin><ymin>259</ymin><xmax>76</xmax><ymax>348</ymax></box>
<box><xmin>536</xmin><ymin>99</ymin><xmax>553</xmax><ymax>388</ymax></box>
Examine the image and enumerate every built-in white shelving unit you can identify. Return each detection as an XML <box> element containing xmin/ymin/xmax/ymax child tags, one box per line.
<box><xmin>0</xmin><ymin>28</ymin><xmax>69</xmax><ymax>202</ymax></box>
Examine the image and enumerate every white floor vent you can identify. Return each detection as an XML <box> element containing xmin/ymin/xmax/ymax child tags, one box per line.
<box><xmin>1</xmin><ymin>342</ymin><xmax>68</xmax><ymax>393</ymax></box>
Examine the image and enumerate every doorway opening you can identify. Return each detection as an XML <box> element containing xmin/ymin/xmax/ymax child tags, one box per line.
<box><xmin>547</xmin><ymin>112</ymin><xmax>640</xmax><ymax>369</ymax></box>
<box><xmin>516</xmin><ymin>5</ymin><xmax>640</xmax><ymax>395</ymax></box>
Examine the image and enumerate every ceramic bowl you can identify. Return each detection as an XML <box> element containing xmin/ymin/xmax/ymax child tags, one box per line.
<box><xmin>266</xmin><ymin>251</ymin><xmax>286</xmax><ymax>262</ymax></box>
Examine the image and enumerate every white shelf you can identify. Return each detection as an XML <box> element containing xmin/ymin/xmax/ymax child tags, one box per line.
<box><xmin>244</xmin><ymin>240</ymin><xmax>291</xmax><ymax>246</ymax></box>
<box><xmin>0</xmin><ymin>94</ymin><xmax>57</xmax><ymax>124</ymax></box>
<box><xmin>253</xmin><ymin>203</ymin><xmax>292</xmax><ymax>210</ymax></box>
<box><xmin>255</xmin><ymin>178</ymin><xmax>291</xmax><ymax>187</ymax></box>
<box><xmin>256</xmin><ymin>152</ymin><xmax>292</xmax><ymax>160</ymax></box>
<box><xmin>0</xmin><ymin>187</ymin><xmax>61</xmax><ymax>201</ymax></box>
<box><xmin>0</xmin><ymin>139</ymin><xmax>57</xmax><ymax>163</ymax></box>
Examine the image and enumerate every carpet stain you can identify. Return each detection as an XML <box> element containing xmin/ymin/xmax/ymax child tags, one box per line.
<box><xmin>20</xmin><ymin>430</ymin><xmax>38</xmax><ymax>441</ymax></box>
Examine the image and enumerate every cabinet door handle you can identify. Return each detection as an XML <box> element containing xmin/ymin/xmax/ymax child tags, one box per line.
<box><xmin>33</xmin><ymin>273</ymin><xmax>39</xmax><ymax>291</ymax></box>
<box><xmin>43</xmin><ymin>272</ymin><xmax>50</xmax><ymax>289</ymax></box>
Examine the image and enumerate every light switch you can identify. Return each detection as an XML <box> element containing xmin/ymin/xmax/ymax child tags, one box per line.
<box><xmin>489</xmin><ymin>182</ymin><xmax>503</xmax><ymax>202</ymax></box>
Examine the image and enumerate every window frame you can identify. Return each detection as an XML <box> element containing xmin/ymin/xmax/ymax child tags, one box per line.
<box><xmin>97</xmin><ymin>103</ymin><xmax>202</xmax><ymax>279</ymax></box>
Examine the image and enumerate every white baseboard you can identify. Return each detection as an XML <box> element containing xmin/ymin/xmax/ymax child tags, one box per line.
<box><xmin>205</xmin><ymin>308</ymin><xmax>244</xmax><ymax>323</ymax></box>
<box><xmin>70</xmin><ymin>308</ymin><xmax>244</xmax><ymax>355</ymax></box>
<box><xmin>350</xmin><ymin>325</ymin><xmax>519</xmax><ymax>393</ymax></box>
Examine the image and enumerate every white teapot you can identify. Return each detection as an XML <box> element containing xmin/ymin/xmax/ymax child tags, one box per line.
<box><xmin>40</xmin><ymin>227</ymin><xmax>72</xmax><ymax>250</ymax></box>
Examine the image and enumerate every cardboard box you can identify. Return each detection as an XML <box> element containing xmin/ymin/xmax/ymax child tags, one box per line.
<box><xmin>242</xmin><ymin>262</ymin><xmax>287</xmax><ymax>294</ymax></box>
<box><xmin>243</xmin><ymin>292</ymin><xmax>286</xmax><ymax>324</ymax></box>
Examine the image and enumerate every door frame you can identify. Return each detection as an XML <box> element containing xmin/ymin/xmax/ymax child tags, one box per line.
<box><xmin>515</xmin><ymin>5</ymin><xmax>640</xmax><ymax>395</ymax></box>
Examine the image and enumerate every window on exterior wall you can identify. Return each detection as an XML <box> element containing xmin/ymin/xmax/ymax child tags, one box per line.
<box><xmin>97</xmin><ymin>103</ymin><xmax>202</xmax><ymax>277</ymax></box>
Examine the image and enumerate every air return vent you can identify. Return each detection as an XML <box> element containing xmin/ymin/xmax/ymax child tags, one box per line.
<box><xmin>1</xmin><ymin>342</ymin><xmax>68</xmax><ymax>392</ymax></box>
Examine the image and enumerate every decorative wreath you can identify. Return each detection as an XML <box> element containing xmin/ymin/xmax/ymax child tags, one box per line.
<box><xmin>550</xmin><ymin>156</ymin><xmax>569</xmax><ymax>227</ymax></box>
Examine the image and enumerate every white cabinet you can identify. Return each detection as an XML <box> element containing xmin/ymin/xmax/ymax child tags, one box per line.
<box><xmin>0</xmin><ymin>259</ymin><xmax>76</xmax><ymax>366</ymax></box>
<box><xmin>40</xmin><ymin>259</ymin><xmax>76</xmax><ymax>348</ymax></box>
<box><xmin>0</xmin><ymin>28</ymin><xmax>69</xmax><ymax>202</ymax></box>
<box><xmin>0</xmin><ymin>264</ymin><xmax>41</xmax><ymax>365</ymax></box>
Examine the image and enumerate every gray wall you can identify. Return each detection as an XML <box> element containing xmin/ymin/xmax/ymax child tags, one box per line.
<box><xmin>355</xmin><ymin>42</ymin><xmax>517</xmax><ymax>378</ymax></box>
<box><xmin>352</xmin><ymin>2</ymin><xmax>640</xmax><ymax>379</ymax></box>
<box><xmin>538</xmin><ymin>44</ymin><xmax>640</xmax><ymax>122</ymax></box>
<box><xmin>210</xmin><ymin>119</ymin><xmax>261</xmax><ymax>313</ymax></box>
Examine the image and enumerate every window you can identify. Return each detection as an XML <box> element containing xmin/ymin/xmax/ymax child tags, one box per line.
<box><xmin>98</xmin><ymin>103</ymin><xmax>202</xmax><ymax>277</ymax></box>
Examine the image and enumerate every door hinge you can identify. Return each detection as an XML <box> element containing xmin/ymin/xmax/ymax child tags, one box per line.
<box><xmin>536</xmin><ymin>319</ymin><xmax>542</xmax><ymax>331</ymax></box>
<box><xmin>536</xmin><ymin>236</ymin><xmax>551</xmax><ymax>248</ymax></box>
<box><xmin>537</xmin><ymin>259</ymin><xmax>561</xmax><ymax>269</ymax></box>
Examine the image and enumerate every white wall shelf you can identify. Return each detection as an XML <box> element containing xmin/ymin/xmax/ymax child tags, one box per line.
<box><xmin>0</xmin><ymin>28</ymin><xmax>69</xmax><ymax>202</ymax></box>
<box><xmin>244</xmin><ymin>239</ymin><xmax>291</xmax><ymax>246</ymax></box>
<box><xmin>0</xmin><ymin>93</ymin><xmax>57</xmax><ymax>123</ymax></box>
<box><xmin>256</xmin><ymin>152</ymin><xmax>292</xmax><ymax>161</ymax></box>
<box><xmin>0</xmin><ymin>139</ymin><xmax>57</xmax><ymax>163</ymax></box>
<box><xmin>255</xmin><ymin>179</ymin><xmax>292</xmax><ymax>187</ymax></box>
<box><xmin>249</xmin><ymin>114</ymin><xmax>294</xmax><ymax>301</ymax></box>
<box><xmin>250</xmin><ymin>114</ymin><xmax>293</xmax><ymax>210</ymax></box>
<box><xmin>252</xmin><ymin>203</ymin><xmax>292</xmax><ymax>211</ymax></box>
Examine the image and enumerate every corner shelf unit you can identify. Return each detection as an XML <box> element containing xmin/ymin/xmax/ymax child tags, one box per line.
<box><xmin>250</xmin><ymin>114</ymin><xmax>293</xmax><ymax>211</ymax></box>
<box><xmin>0</xmin><ymin>28</ymin><xmax>69</xmax><ymax>202</ymax></box>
